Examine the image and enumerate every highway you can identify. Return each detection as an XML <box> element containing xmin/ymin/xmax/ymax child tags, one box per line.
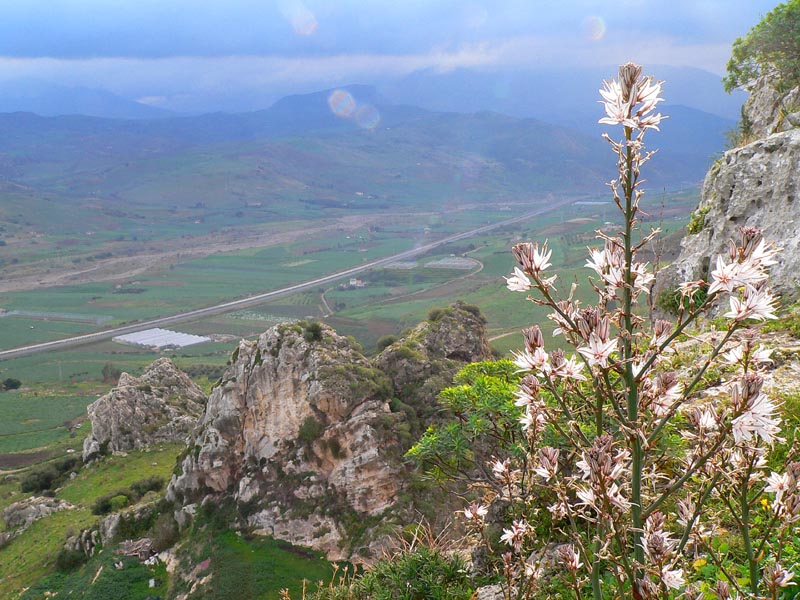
<box><xmin>0</xmin><ymin>200</ymin><xmax>574</xmax><ymax>361</ymax></box>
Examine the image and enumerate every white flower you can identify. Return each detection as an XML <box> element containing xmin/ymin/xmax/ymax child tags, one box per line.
<box><xmin>598</xmin><ymin>64</ymin><xmax>665</xmax><ymax>131</ymax></box>
<box><xmin>725</xmin><ymin>286</ymin><xmax>779</xmax><ymax>322</ymax></box>
<box><xmin>732</xmin><ymin>393</ymin><xmax>781</xmax><ymax>446</ymax></box>
<box><xmin>505</xmin><ymin>267</ymin><xmax>531</xmax><ymax>292</ymax></box>
<box><xmin>662</xmin><ymin>567</ymin><xmax>685</xmax><ymax>590</ymax></box>
<box><xmin>578</xmin><ymin>333</ymin><xmax>618</xmax><ymax>368</ymax></box>
<box><xmin>765</xmin><ymin>471</ymin><xmax>792</xmax><ymax>506</ymax></box>
<box><xmin>463</xmin><ymin>503</ymin><xmax>489</xmax><ymax>521</ymax></box>
<box><xmin>560</xmin><ymin>355</ymin><xmax>587</xmax><ymax>381</ymax></box>
<box><xmin>500</xmin><ymin>519</ymin><xmax>528</xmax><ymax>550</ymax></box>
<box><xmin>512</xmin><ymin>347</ymin><xmax>548</xmax><ymax>372</ymax></box>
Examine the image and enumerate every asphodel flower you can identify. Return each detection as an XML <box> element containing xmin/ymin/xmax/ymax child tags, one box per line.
<box><xmin>599</xmin><ymin>62</ymin><xmax>665</xmax><ymax>131</ymax></box>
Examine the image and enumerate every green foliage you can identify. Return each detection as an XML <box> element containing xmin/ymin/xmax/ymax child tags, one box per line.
<box><xmin>724</xmin><ymin>0</ymin><xmax>800</xmax><ymax>92</ymax></box>
<box><xmin>303</xmin><ymin>321</ymin><xmax>324</xmax><ymax>342</ymax></box>
<box><xmin>55</xmin><ymin>547</ymin><xmax>89</xmax><ymax>572</ymax></box>
<box><xmin>1</xmin><ymin>378</ymin><xmax>21</xmax><ymax>391</ymax></box>
<box><xmin>90</xmin><ymin>476</ymin><xmax>165</xmax><ymax>515</ymax></box>
<box><xmin>129</xmin><ymin>475</ymin><xmax>165</xmax><ymax>497</ymax></box>
<box><xmin>687</xmin><ymin>205</ymin><xmax>710</xmax><ymax>234</ymax></box>
<box><xmin>427</xmin><ymin>308</ymin><xmax>444</xmax><ymax>322</ymax></box>
<box><xmin>376</xmin><ymin>335</ymin><xmax>398</xmax><ymax>352</ymax></box>
<box><xmin>109</xmin><ymin>494</ymin><xmax>130</xmax><ymax>512</ymax></box>
<box><xmin>298</xmin><ymin>416</ymin><xmax>324</xmax><ymax>444</ymax></box>
<box><xmin>406</xmin><ymin>360</ymin><xmax>522</xmax><ymax>482</ymax></box>
<box><xmin>19</xmin><ymin>456</ymin><xmax>80</xmax><ymax>493</ymax></box>
<box><xmin>656</xmin><ymin>285</ymin><xmax>708</xmax><ymax>316</ymax></box>
<box><xmin>307</xmin><ymin>546</ymin><xmax>473</xmax><ymax>600</ymax></box>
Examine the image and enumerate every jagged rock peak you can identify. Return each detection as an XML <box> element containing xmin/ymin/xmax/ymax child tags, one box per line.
<box><xmin>167</xmin><ymin>321</ymin><xmax>403</xmax><ymax>561</ymax></box>
<box><xmin>655</xmin><ymin>75</ymin><xmax>800</xmax><ymax>304</ymax></box>
<box><xmin>375</xmin><ymin>302</ymin><xmax>493</xmax><ymax>429</ymax></box>
<box><xmin>83</xmin><ymin>358</ymin><xmax>206</xmax><ymax>461</ymax></box>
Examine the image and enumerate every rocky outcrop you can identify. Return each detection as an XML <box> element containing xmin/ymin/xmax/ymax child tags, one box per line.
<box><xmin>3</xmin><ymin>496</ymin><xmax>74</xmax><ymax>530</ymax></box>
<box><xmin>1</xmin><ymin>496</ymin><xmax>74</xmax><ymax>546</ymax></box>
<box><xmin>742</xmin><ymin>78</ymin><xmax>800</xmax><ymax>139</ymax></box>
<box><xmin>167</xmin><ymin>322</ymin><xmax>403</xmax><ymax>561</ymax></box>
<box><xmin>655</xmin><ymin>76</ymin><xmax>800</xmax><ymax>303</ymax></box>
<box><xmin>375</xmin><ymin>302</ymin><xmax>492</xmax><ymax>437</ymax></box>
<box><xmin>83</xmin><ymin>358</ymin><xmax>206</xmax><ymax>461</ymax></box>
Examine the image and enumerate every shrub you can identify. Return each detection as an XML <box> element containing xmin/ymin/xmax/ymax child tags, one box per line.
<box><xmin>20</xmin><ymin>464</ymin><xmax>60</xmax><ymax>493</ymax></box>
<box><xmin>1</xmin><ymin>378</ymin><xmax>21</xmax><ymax>391</ymax></box>
<box><xmin>375</xmin><ymin>335</ymin><xmax>398</xmax><ymax>352</ymax></box>
<box><xmin>130</xmin><ymin>475</ymin><xmax>165</xmax><ymax>497</ymax></box>
<box><xmin>303</xmin><ymin>321</ymin><xmax>324</xmax><ymax>342</ymax></box>
<box><xmin>55</xmin><ymin>547</ymin><xmax>88</xmax><ymax>571</ymax></box>
<box><xmin>298</xmin><ymin>416</ymin><xmax>324</xmax><ymax>444</ymax></box>
<box><xmin>109</xmin><ymin>494</ymin><xmax>130</xmax><ymax>512</ymax></box>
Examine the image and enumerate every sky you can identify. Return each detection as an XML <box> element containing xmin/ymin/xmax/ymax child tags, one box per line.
<box><xmin>0</xmin><ymin>0</ymin><xmax>783</xmax><ymax>113</ymax></box>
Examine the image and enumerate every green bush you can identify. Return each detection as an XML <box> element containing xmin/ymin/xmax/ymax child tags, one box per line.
<box><xmin>298</xmin><ymin>416</ymin><xmax>324</xmax><ymax>443</ymax></box>
<box><xmin>20</xmin><ymin>464</ymin><xmax>60</xmax><ymax>493</ymax></box>
<box><xmin>303</xmin><ymin>321</ymin><xmax>324</xmax><ymax>342</ymax></box>
<box><xmin>1</xmin><ymin>377</ymin><xmax>21</xmax><ymax>391</ymax></box>
<box><xmin>129</xmin><ymin>475</ymin><xmax>165</xmax><ymax>497</ymax></box>
<box><xmin>687</xmin><ymin>205</ymin><xmax>710</xmax><ymax>234</ymax></box>
<box><xmin>55</xmin><ymin>548</ymin><xmax>88</xmax><ymax>571</ymax></box>
<box><xmin>375</xmin><ymin>335</ymin><xmax>398</xmax><ymax>352</ymax></box>
<box><xmin>109</xmin><ymin>494</ymin><xmax>130</xmax><ymax>512</ymax></box>
<box><xmin>307</xmin><ymin>546</ymin><xmax>473</xmax><ymax>600</ymax></box>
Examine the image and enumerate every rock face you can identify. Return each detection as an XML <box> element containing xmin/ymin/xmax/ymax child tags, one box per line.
<box><xmin>655</xmin><ymin>78</ymin><xmax>800</xmax><ymax>303</ymax></box>
<box><xmin>83</xmin><ymin>358</ymin><xmax>206</xmax><ymax>461</ymax></box>
<box><xmin>742</xmin><ymin>78</ymin><xmax>800</xmax><ymax>139</ymax></box>
<box><xmin>375</xmin><ymin>301</ymin><xmax>493</xmax><ymax>436</ymax></box>
<box><xmin>166</xmin><ymin>304</ymin><xmax>492</xmax><ymax>560</ymax></box>
<box><xmin>167</xmin><ymin>322</ymin><xmax>403</xmax><ymax>561</ymax></box>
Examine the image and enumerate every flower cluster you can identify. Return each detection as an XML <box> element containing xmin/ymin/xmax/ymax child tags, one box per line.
<box><xmin>465</xmin><ymin>63</ymin><xmax>795</xmax><ymax>600</ymax></box>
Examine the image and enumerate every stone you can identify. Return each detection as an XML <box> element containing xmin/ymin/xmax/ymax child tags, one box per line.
<box><xmin>83</xmin><ymin>358</ymin><xmax>206</xmax><ymax>461</ymax></box>
<box><xmin>2</xmin><ymin>496</ymin><xmax>74</xmax><ymax>531</ymax></box>
<box><xmin>655</xmin><ymin>128</ymin><xmax>800</xmax><ymax>303</ymax></box>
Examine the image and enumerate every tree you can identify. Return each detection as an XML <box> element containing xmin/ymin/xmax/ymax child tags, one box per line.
<box><xmin>2</xmin><ymin>378</ymin><xmax>21</xmax><ymax>390</ymax></box>
<box><xmin>724</xmin><ymin>0</ymin><xmax>800</xmax><ymax>92</ymax></box>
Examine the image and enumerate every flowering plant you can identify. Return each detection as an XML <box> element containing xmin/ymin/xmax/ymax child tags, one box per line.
<box><xmin>468</xmin><ymin>63</ymin><xmax>797</xmax><ymax>600</ymax></box>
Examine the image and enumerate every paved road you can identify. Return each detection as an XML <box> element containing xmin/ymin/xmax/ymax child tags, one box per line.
<box><xmin>0</xmin><ymin>200</ymin><xmax>574</xmax><ymax>361</ymax></box>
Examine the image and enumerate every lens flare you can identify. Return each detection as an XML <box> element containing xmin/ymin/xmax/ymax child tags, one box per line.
<box><xmin>328</xmin><ymin>90</ymin><xmax>357</xmax><ymax>119</ymax></box>
<box><xmin>279</xmin><ymin>0</ymin><xmax>318</xmax><ymax>36</ymax></box>
<box><xmin>355</xmin><ymin>104</ymin><xmax>381</xmax><ymax>130</ymax></box>
<box><xmin>581</xmin><ymin>16</ymin><xmax>606</xmax><ymax>42</ymax></box>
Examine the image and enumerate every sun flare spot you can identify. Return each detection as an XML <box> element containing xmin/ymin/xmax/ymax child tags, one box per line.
<box><xmin>581</xmin><ymin>16</ymin><xmax>606</xmax><ymax>42</ymax></box>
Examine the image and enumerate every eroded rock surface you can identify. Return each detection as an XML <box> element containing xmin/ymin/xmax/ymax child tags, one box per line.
<box><xmin>167</xmin><ymin>322</ymin><xmax>402</xmax><ymax>561</ymax></box>
<box><xmin>655</xmin><ymin>75</ymin><xmax>800</xmax><ymax>304</ymax></box>
<box><xmin>83</xmin><ymin>358</ymin><xmax>206</xmax><ymax>461</ymax></box>
<box><xmin>2</xmin><ymin>496</ymin><xmax>74</xmax><ymax>531</ymax></box>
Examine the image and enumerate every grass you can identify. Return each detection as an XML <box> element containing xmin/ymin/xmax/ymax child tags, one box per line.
<box><xmin>58</xmin><ymin>444</ymin><xmax>183</xmax><ymax>507</ymax></box>
<box><xmin>0</xmin><ymin>391</ymin><xmax>91</xmax><ymax>454</ymax></box>
<box><xmin>202</xmin><ymin>531</ymin><xmax>334</xmax><ymax>600</ymax></box>
<box><xmin>0</xmin><ymin>445</ymin><xmax>183</xmax><ymax>598</ymax></box>
<box><xmin>20</xmin><ymin>553</ymin><xmax>170</xmax><ymax>600</ymax></box>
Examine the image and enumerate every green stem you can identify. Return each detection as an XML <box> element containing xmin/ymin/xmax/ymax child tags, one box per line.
<box><xmin>621</xmin><ymin>127</ymin><xmax>644</xmax><ymax>572</ymax></box>
<box><xmin>741</xmin><ymin>462</ymin><xmax>760</xmax><ymax>591</ymax></box>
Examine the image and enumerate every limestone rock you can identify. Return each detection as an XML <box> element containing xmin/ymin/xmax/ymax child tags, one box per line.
<box><xmin>375</xmin><ymin>301</ymin><xmax>492</xmax><ymax>433</ymax></box>
<box><xmin>655</xmin><ymin>128</ymin><xmax>800</xmax><ymax>302</ymax></box>
<box><xmin>168</xmin><ymin>322</ymin><xmax>403</xmax><ymax>561</ymax></box>
<box><xmin>2</xmin><ymin>496</ymin><xmax>74</xmax><ymax>530</ymax></box>
<box><xmin>83</xmin><ymin>358</ymin><xmax>206</xmax><ymax>461</ymax></box>
<box><xmin>742</xmin><ymin>77</ymin><xmax>800</xmax><ymax>139</ymax></box>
